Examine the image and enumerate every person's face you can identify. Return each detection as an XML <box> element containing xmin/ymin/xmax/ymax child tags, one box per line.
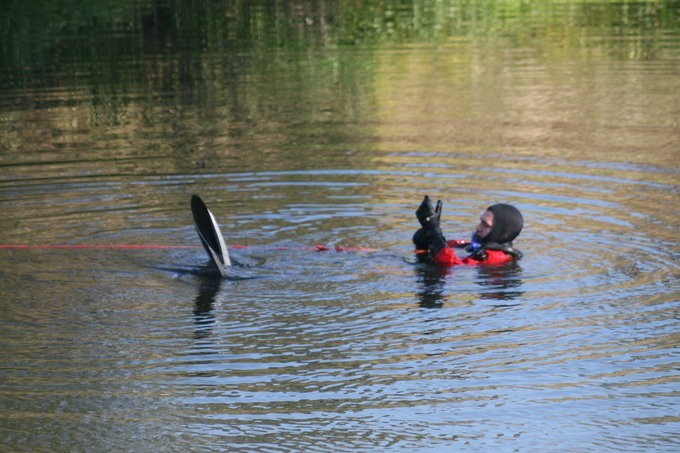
<box><xmin>475</xmin><ymin>210</ymin><xmax>494</xmax><ymax>239</ymax></box>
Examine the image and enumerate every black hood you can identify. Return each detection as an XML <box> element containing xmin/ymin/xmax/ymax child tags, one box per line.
<box><xmin>482</xmin><ymin>204</ymin><xmax>523</xmax><ymax>245</ymax></box>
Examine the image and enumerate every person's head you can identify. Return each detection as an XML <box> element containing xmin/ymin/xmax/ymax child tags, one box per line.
<box><xmin>474</xmin><ymin>204</ymin><xmax>523</xmax><ymax>244</ymax></box>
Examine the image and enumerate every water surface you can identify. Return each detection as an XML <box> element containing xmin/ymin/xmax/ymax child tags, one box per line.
<box><xmin>1</xmin><ymin>1</ymin><xmax>679</xmax><ymax>451</ymax></box>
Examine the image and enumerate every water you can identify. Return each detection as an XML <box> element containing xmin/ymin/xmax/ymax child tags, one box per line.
<box><xmin>1</xmin><ymin>1</ymin><xmax>679</xmax><ymax>451</ymax></box>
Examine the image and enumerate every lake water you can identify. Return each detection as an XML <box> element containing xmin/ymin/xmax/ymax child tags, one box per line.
<box><xmin>1</xmin><ymin>1</ymin><xmax>678</xmax><ymax>451</ymax></box>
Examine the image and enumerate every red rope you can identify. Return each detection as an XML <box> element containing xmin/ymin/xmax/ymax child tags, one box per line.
<box><xmin>0</xmin><ymin>244</ymin><xmax>378</xmax><ymax>252</ymax></box>
<box><xmin>0</xmin><ymin>244</ymin><xmax>199</xmax><ymax>249</ymax></box>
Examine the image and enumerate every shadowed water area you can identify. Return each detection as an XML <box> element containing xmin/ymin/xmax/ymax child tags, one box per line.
<box><xmin>1</xmin><ymin>1</ymin><xmax>679</xmax><ymax>451</ymax></box>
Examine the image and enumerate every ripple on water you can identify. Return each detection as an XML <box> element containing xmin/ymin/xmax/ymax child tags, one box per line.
<box><xmin>1</xmin><ymin>153</ymin><xmax>678</xmax><ymax>451</ymax></box>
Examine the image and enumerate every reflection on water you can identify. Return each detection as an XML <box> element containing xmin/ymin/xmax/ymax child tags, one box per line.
<box><xmin>415</xmin><ymin>257</ymin><xmax>525</xmax><ymax>307</ymax></box>
<box><xmin>476</xmin><ymin>264</ymin><xmax>524</xmax><ymax>302</ymax></box>
<box><xmin>415</xmin><ymin>262</ymin><xmax>450</xmax><ymax>308</ymax></box>
<box><xmin>193</xmin><ymin>275</ymin><xmax>221</xmax><ymax>339</ymax></box>
<box><xmin>1</xmin><ymin>1</ymin><xmax>679</xmax><ymax>451</ymax></box>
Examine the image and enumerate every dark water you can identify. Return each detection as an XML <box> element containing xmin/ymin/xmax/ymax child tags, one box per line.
<box><xmin>1</xmin><ymin>1</ymin><xmax>679</xmax><ymax>451</ymax></box>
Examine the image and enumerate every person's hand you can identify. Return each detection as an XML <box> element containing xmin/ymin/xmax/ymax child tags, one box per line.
<box><xmin>415</xmin><ymin>195</ymin><xmax>442</xmax><ymax>229</ymax></box>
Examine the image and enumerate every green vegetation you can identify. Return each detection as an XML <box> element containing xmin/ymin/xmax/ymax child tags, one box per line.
<box><xmin>1</xmin><ymin>0</ymin><xmax>678</xmax><ymax>126</ymax></box>
<box><xmin>2</xmin><ymin>0</ymin><xmax>678</xmax><ymax>70</ymax></box>
<box><xmin>0</xmin><ymin>1</ymin><xmax>677</xmax><ymax>175</ymax></box>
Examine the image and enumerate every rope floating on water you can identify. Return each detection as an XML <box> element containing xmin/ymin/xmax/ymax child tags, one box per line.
<box><xmin>0</xmin><ymin>244</ymin><xmax>379</xmax><ymax>252</ymax></box>
<box><xmin>0</xmin><ymin>244</ymin><xmax>199</xmax><ymax>250</ymax></box>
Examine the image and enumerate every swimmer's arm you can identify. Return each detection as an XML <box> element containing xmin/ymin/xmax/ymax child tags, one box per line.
<box><xmin>447</xmin><ymin>239</ymin><xmax>470</xmax><ymax>248</ymax></box>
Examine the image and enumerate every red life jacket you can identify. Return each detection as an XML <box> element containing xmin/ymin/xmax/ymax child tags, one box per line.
<box><xmin>417</xmin><ymin>239</ymin><xmax>517</xmax><ymax>267</ymax></box>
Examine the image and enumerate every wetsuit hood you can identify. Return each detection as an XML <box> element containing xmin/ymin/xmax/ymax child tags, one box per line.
<box><xmin>482</xmin><ymin>203</ymin><xmax>523</xmax><ymax>245</ymax></box>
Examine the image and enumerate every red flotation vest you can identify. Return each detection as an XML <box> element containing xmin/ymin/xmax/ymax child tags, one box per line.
<box><xmin>416</xmin><ymin>239</ymin><xmax>518</xmax><ymax>267</ymax></box>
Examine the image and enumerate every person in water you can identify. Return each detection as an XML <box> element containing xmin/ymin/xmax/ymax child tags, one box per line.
<box><xmin>413</xmin><ymin>195</ymin><xmax>523</xmax><ymax>266</ymax></box>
